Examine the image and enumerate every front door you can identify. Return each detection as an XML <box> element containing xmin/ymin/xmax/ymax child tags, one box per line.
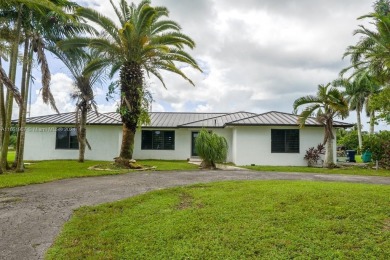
<box><xmin>191</xmin><ymin>131</ymin><xmax>199</xmax><ymax>157</ymax></box>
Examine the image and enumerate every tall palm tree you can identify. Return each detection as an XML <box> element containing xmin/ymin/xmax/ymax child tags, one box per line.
<box><xmin>48</xmin><ymin>47</ymin><xmax>103</xmax><ymax>162</ymax></box>
<box><xmin>293</xmin><ymin>83</ymin><xmax>349</xmax><ymax>168</ymax></box>
<box><xmin>1</xmin><ymin>0</ymin><xmax>94</xmax><ymax>172</ymax></box>
<box><xmin>341</xmin><ymin>0</ymin><xmax>390</xmax><ymax>83</ymax></box>
<box><xmin>59</xmin><ymin>0</ymin><xmax>201</xmax><ymax>164</ymax></box>
<box><xmin>333</xmin><ymin>73</ymin><xmax>373</xmax><ymax>150</ymax></box>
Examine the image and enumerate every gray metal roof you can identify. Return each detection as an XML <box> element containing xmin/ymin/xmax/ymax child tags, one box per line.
<box><xmin>227</xmin><ymin>111</ymin><xmax>353</xmax><ymax>127</ymax></box>
<box><xmin>23</xmin><ymin>111</ymin><xmax>122</xmax><ymax>125</ymax></box>
<box><xmin>22</xmin><ymin>111</ymin><xmax>354</xmax><ymax>128</ymax></box>
<box><xmin>103</xmin><ymin>112</ymin><xmax>228</xmax><ymax>128</ymax></box>
<box><xmin>178</xmin><ymin>112</ymin><xmax>257</xmax><ymax>128</ymax></box>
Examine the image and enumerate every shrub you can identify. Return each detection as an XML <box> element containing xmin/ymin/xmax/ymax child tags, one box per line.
<box><xmin>362</xmin><ymin>131</ymin><xmax>390</xmax><ymax>167</ymax></box>
<box><xmin>195</xmin><ymin>129</ymin><xmax>228</xmax><ymax>169</ymax></box>
<box><xmin>379</xmin><ymin>140</ymin><xmax>390</xmax><ymax>169</ymax></box>
<box><xmin>9</xmin><ymin>134</ymin><xmax>17</xmax><ymax>149</ymax></box>
<box><xmin>304</xmin><ymin>144</ymin><xmax>325</xmax><ymax>167</ymax></box>
<box><xmin>337</xmin><ymin>129</ymin><xmax>362</xmax><ymax>151</ymax></box>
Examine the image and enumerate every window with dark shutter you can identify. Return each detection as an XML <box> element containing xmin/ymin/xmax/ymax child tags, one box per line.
<box><xmin>55</xmin><ymin>127</ymin><xmax>79</xmax><ymax>149</ymax></box>
<box><xmin>271</xmin><ymin>129</ymin><xmax>299</xmax><ymax>153</ymax></box>
<box><xmin>141</xmin><ymin>130</ymin><xmax>175</xmax><ymax>150</ymax></box>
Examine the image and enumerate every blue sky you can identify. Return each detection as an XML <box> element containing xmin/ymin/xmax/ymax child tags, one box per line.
<box><xmin>13</xmin><ymin>0</ymin><xmax>388</xmax><ymax>131</ymax></box>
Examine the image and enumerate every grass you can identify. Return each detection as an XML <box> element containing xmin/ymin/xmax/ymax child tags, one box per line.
<box><xmin>244</xmin><ymin>165</ymin><xmax>390</xmax><ymax>176</ymax></box>
<box><xmin>244</xmin><ymin>155</ymin><xmax>390</xmax><ymax>177</ymax></box>
<box><xmin>46</xmin><ymin>181</ymin><xmax>390</xmax><ymax>259</ymax></box>
<box><xmin>0</xmin><ymin>156</ymin><xmax>198</xmax><ymax>189</ymax></box>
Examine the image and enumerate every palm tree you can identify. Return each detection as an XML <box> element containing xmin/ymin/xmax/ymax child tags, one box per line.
<box><xmin>48</xmin><ymin>47</ymin><xmax>103</xmax><ymax>162</ymax></box>
<box><xmin>341</xmin><ymin>0</ymin><xmax>390</xmax><ymax>83</ymax></box>
<box><xmin>1</xmin><ymin>0</ymin><xmax>94</xmax><ymax>171</ymax></box>
<box><xmin>59</xmin><ymin>0</ymin><xmax>201</xmax><ymax>165</ymax></box>
<box><xmin>293</xmin><ymin>83</ymin><xmax>349</xmax><ymax>168</ymax></box>
<box><xmin>333</xmin><ymin>73</ymin><xmax>373</xmax><ymax>150</ymax></box>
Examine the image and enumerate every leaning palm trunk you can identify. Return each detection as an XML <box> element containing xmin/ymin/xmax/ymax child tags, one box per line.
<box><xmin>117</xmin><ymin>62</ymin><xmax>143</xmax><ymax>163</ymax></box>
<box><xmin>1</xmin><ymin>76</ymin><xmax>16</xmax><ymax>171</ymax></box>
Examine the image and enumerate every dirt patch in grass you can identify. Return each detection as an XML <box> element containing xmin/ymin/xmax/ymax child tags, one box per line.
<box><xmin>176</xmin><ymin>192</ymin><xmax>204</xmax><ymax>210</ymax></box>
<box><xmin>176</xmin><ymin>192</ymin><xmax>194</xmax><ymax>210</ymax></box>
<box><xmin>383</xmin><ymin>218</ymin><xmax>390</xmax><ymax>231</ymax></box>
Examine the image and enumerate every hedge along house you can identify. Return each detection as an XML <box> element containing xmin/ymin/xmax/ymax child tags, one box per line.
<box><xmin>20</xmin><ymin>111</ymin><xmax>353</xmax><ymax>166</ymax></box>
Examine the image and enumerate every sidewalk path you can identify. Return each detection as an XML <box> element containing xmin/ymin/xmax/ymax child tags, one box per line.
<box><xmin>1</xmin><ymin>170</ymin><xmax>390</xmax><ymax>260</ymax></box>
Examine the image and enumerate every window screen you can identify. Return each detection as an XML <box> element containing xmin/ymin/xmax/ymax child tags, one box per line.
<box><xmin>271</xmin><ymin>129</ymin><xmax>299</xmax><ymax>153</ymax></box>
<box><xmin>55</xmin><ymin>127</ymin><xmax>79</xmax><ymax>149</ymax></box>
<box><xmin>141</xmin><ymin>130</ymin><xmax>175</xmax><ymax>150</ymax></box>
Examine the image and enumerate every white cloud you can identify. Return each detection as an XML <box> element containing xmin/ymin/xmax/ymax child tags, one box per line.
<box><xmin>29</xmin><ymin>73</ymin><xmax>75</xmax><ymax>117</ymax></box>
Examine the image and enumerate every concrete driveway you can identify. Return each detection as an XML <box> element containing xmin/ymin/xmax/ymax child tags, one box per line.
<box><xmin>1</xmin><ymin>170</ymin><xmax>390</xmax><ymax>260</ymax></box>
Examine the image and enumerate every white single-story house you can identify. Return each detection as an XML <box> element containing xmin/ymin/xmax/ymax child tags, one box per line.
<box><xmin>21</xmin><ymin>111</ymin><xmax>353</xmax><ymax>166</ymax></box>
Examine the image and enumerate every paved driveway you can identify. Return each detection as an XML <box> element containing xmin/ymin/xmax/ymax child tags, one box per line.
<box><xmin>1</xmin><ymin>170</ymin><xmax>390</xmax><ymax>260</ymax></box>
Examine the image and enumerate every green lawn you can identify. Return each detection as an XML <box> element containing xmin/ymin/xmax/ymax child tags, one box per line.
<box><xmin>0</xmin><ymin>158</ymin><xmax>198</xmax><ymax>189</ymax></box>
<box><xmin>244</xmin><ymin>154</ymin><xmax>389</xmax><ymax>177</ymax></box>
<box><xmin>244</xmin><ymin>164</ymin><xmax>390</xmax><ymax>177</ymax></box>
<box><xmin>46</xmin><ymin>181</ymin><xmax>390</xmax><ymax>259</ymax></box>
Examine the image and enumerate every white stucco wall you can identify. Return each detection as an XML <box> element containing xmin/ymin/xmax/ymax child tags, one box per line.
<box><xmin>132</xmin><ymin>128</ymin><xmax>233</xmax><ymax>161</ymax></box>
<box><xmin>24</xmin><ymin>124</ymin><xmax>333</xmax><ymax>166</ymax></box>
<box><xmin>24</xmin><ymin>124</ymin><xmax>122</xmax><ymax>161</ymax></box>
<box><xmin>24</xmin><ymin>125</ymin><xmax>233</xmax><ymax>162</ymax></box>
<box><xmin>233</xmin><ymin>126</ymin><xmax>334</xmax><ymax>166</ymax></box>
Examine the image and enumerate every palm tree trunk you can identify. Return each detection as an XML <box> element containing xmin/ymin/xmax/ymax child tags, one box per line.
<box><xmin>119</xmin><ymin>123</ymin><xmax>135</xmax><ymax>159</ymax></box>
<box><xmin>78</xmin><ymin>107</ymin><xmax>87</xmax><ymax>162</ymax></box>
<box><xmin>324</xmin><ymin>137</ymin><xmax>335</xmax><ymax>168</ymax></box>
<box><xmin>0</xmin><ymin>60</ymin><xmax>4</xmax><ymax>174</ymax></box>
<box><xmin>0</xmin><ymin>4</ymin><xmax>22</xmax><ymax>171</ymax></box>
<box><xmin>356</xmin><ymin>105</ymin><xmax>363</xmax><ymax>151</ymax></box>
<box><xmin>323</xmin><ymin>121</ymin><xmax>335</xmax><ymax>168</ymax></box>
<box><xmin>0</xmin><ymin>59</ymin><xmax>5</xmax><ymax>149</ymax></box>
<box><xmin>1</xmin><ymin>78</ymin><xmax>15</xmax><ymax>171</ymax></box>
<box><xmin>117</xmin><ymin>62</ymin><xmax>143</xmax><ymax>163</ymax></box>
<box><xmin>369</xmin><ymin>110</ymin><xmax>375</xmax><ymax>135</ymax></box>
<box><xmin>14</xmin><ymin>36</ymin><xmax>31</xmax><ymax>169</ymax></box>
<box><xmin>15</xmin><ymin>41</ymin><xmax>33</xmax><ymax>172</ymax></box>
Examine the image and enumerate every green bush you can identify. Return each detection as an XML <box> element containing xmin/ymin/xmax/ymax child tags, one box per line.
<box><xmin>379</xmin><ymin>141</ymin><xmax>390</xmax><ymax>169</ymax></box>
<box><xmin>195</xmin><ymin>129</ymin><xmax>228</xmax><ymax>169</ymax></box>
<box><xmin>337</xmin><ymin>129</ymin><xmax>360</xmax><ymax>151</ymax></box>
<box><xmin>362</xmin><ymin>131</ymin><xmax>390</xmax><ymax>166</ymax></box>
<box><xmin>9</xmin><ymin>134</ymin><xmax>17</xmax><ymax>149</ymax></box>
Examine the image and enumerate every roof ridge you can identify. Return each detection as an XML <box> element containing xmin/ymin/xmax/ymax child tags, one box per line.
<box><xmin>178</xmin><ymin>112</ymin><xmax>231</xmax><ymax>126</ymax></box>
<box><xmin>100</xmin><ymin>112</ymin><xmax>121</xmax><ymax>123</ymax></box>
<box><xmin>226</xmin><ymin>112</ymin><xmax>265</xmax><ymax>124</ymax></box>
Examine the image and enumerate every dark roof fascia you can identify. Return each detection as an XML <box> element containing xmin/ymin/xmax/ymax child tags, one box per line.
<box><xmin>333</xmin><ymin>124</ymin><xmax>355</xmax><ymax>128</ymax></box>
<box><xmin>227</xmin><ymin>123</ymin><xmax>354</xmax><ymax>128</ymax></box>
<box><xmin>141</xmin><ymin>126</ymin><xmax>179</xmax><ymax>129</ymax></box>
<box><xmin>226</xmin><ymin>123</ymin><xmax>311</xmax><ymax>127</ymax></box>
